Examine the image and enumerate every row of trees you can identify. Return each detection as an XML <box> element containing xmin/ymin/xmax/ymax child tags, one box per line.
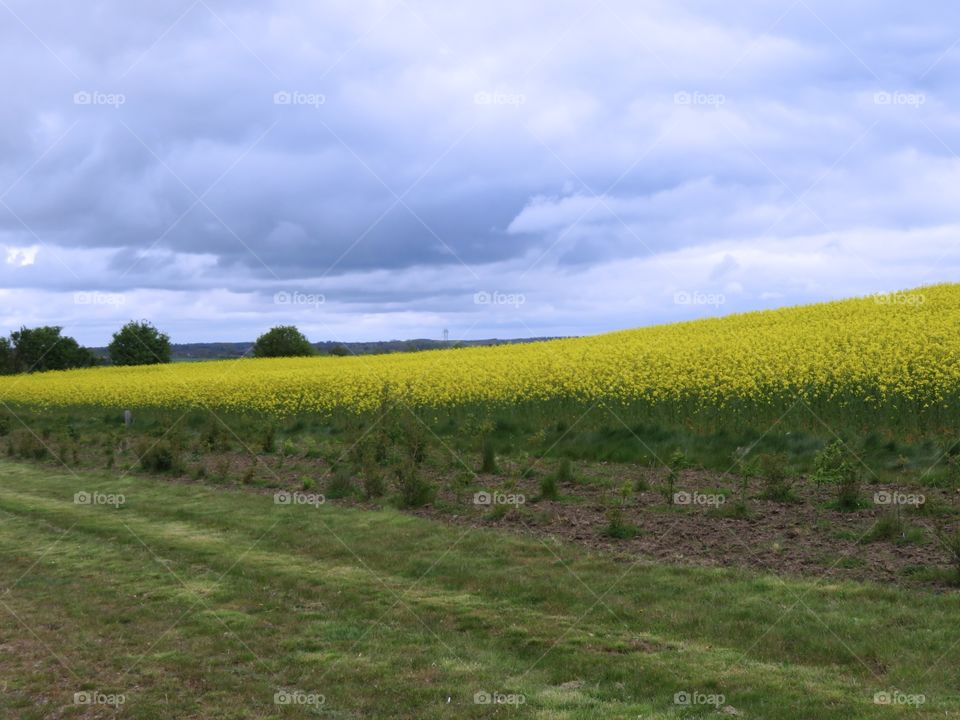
<box><xmin>0</xmin><ymin>322</ymin><xmax>342</xmax><ymax>375</ymax></box>
<box><xmin>0</xmin><ymin>321</ymin><xmax>171</xmax><ymax>375</ymax></box>
<box><xmin>0</xmin><ymin>326</ymin><xmax>99</xmax><ymax>374</ymax></box>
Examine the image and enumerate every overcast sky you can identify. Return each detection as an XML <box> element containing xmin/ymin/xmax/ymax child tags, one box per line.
<box><xmin>1</xmin><ymin>0</ymin><xmax>959</xmax><ymax>345</ymax></box>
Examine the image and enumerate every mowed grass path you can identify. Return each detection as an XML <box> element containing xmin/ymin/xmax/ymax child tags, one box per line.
<box><xmin>0</xmin><ymin>461</ymin><xmax>957</xmax><ymax>718</ymax></box>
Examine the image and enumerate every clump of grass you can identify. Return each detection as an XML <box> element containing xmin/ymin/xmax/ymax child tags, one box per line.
<box><xmin>212</xmin><ymin>457</ymin><xmax>231</xmax><ymax>483</ymax></box>
<box><xmin>201</xmin><ymin>421</ymin><xmax>230</xmax><ymax>453</ymax></box>
<box><xmin>325</xmin><ymin>465</ymin><xmax>355</xmax><ymax>500</ymax></box>
<box><xmin>8</xmin><ymin>430</ymin><xmax>48</xmax><ymax>461</ymax></box>
<box><xmin>394</xmin><ymin>460</ymin><xmax>434</xmax><ymax>508</ymax></box>
<box><xmin>556</xmin><ymin>458</ymin><xmax>575</xmax><ymax>483</ymax></box>
<box><xmin>261</xmin><ymin>424</ymin><xmax>276</xmax><ymax>453</ymax></box>
<box><xmin>137</xmin><ymin>439</ymin><xmax>181</xmax><ymax>474</ymax></box>
<box><xmin>359</xmin><ymin>449</ymin><xmax>386</xmax><ymax>499</ymax></box>
<box><xmin>757</xmin><ymin>452</ymin><xmax>795</xmax><ymax>502</ymax></box>
<box><xmin>862</xmin><ymin>510</ymin><xmax>903</xmax><ymax>543</ymax></box>
<box><xmin>933</xmin><ymin>525</ymin><xmax>960</xmax><ymax>585</ymax></box>
<box><xmin>486</xmin><ymin>503</ymin><xmax>510</xmax><ymax>521</ymax></box>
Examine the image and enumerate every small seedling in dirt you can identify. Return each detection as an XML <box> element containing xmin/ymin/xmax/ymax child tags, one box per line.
<box><xmin>663</xmin><ymin>449</ymin><xmax>687</xmax><ymax>505</ymax></box>
<box><xmin>814</xmin><ymin>441</ymin><xmax>863</xmax><ymax>510</ymax></box>
<box><xmin>933</xmin><ymin>525</ymin><xmax>960</xmax><ymax>585</ymax></box>
<box><xmin>731</xmin><ymin>446</ymin><xmax>757</xmax><ymax>510</ymax></box>
<box><xmin>947</xmin><ymin>455</ymin><xmax>960</xmax><ymax>488</ymax></box>
<box><xmin>835</xmin><ymin>470</ymin><xmax>863</xmax><ymax>510</ymax></box>
<box><xmin>359</xmin><ymin>450</ymin><xmax>386</xmax><ymax>499</ymax></box>
<box><xmin>480</xmin><ymin>437</ymin><xmax>499</xmax><ymax>474</ymax></box>
<box><xmin>813</xmin><ymin>441</ymin><xmax>845</xmax><ymax>488</ymax></box>
<box><xmin>397</xmin><ymin>414</ymin><xmax>429</xmax><ymax>465</ymax></box>
<box><xmin>539</xmin><ymin>473</ymin><xmax>559</xmax><ymax>501</ymax></box>
<box><xmin>301</xmin><ymin>476</ymin><xmax>316</xmax><ymax>491</ymax></box>
<box><xmin>603</xmin><ymin>482</ymin><xmax>639</xmax><ymax>538</ymax></box>
<box><xmin>602</xmin><ymin>509</ymin><xmax>637</xmax><ymax>538</ymax></box>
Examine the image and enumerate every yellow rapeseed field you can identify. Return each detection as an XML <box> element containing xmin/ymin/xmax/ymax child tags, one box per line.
<box><xmin>0</xmin><ymin>285</ymin><xmax>956</xmax><ymax>418</ymax></box>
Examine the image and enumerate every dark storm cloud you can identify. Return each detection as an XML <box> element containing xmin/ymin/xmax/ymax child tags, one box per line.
<box><xmin>2</xmin><ymin>0</ymin><xmax>960</xmax><ymax>343</ymax></box>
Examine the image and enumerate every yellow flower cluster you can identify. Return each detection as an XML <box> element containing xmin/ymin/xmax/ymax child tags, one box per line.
<box><xmin>0</xmin><ymin>285</ymin><xmax>956</xmax><ymax>418</ymax></box>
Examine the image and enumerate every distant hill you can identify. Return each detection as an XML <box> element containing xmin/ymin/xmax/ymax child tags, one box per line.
<box><xmin>90</xmin><ymin>337</ymin><xmax>565</xmax><ymax>362</ymax></box>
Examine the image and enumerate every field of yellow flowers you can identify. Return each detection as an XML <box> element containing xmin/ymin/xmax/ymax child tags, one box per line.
<box><xmin>0</xmin><ymin>285</ymin><xmax>956</xmax><ymax>425</ymax></box>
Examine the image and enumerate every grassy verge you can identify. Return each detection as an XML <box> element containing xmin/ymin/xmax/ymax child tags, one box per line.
<box><xmin>4</xmin><ymin>401</ymin><xmax>959</xmax><ymax>487</ymax></box>
<box><xmin>0</xmin><ymin>460</ymin><xmax>957</xmax><ymax>718</ymax></box>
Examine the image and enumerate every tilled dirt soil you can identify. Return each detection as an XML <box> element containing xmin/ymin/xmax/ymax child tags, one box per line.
<box><xmin>398</xmin><ymin>464</ymin><xmax>960</xmax><ymax>589</ymax></box>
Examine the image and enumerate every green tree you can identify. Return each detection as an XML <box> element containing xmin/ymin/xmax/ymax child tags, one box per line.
<box><xmin>108</xmin><ymin>320</ymin><xmax>171</xmax><ymax>366</ymax></box>
<box><xmin>10</xmin><ymin>326</ymin><xmax>97</xmax><ymax>373</ymax></box>
<box><xmin>0</xmin><ymin>337</ymin><xmax>14</xmax><ymax>375</ymax></box>
<box><xmin>328</xmin><ymin>343</ymin><xmax>350</xmax><ymax>357</ymax></box>
<box><xmin>252</xmin><ymin>326</ymin><xmax>314</xmax><ymax>358</ymax></box>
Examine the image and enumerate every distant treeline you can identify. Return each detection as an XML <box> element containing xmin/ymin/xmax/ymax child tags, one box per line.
<box><xmin>1</xmin><ymin>317</ymin><xmax>568</xmax><ymax>375</ymax></box>
<box><xmin>90</xmin><ymin>337</ymin><xmax>566</xmax><ymax>362</ymax></box>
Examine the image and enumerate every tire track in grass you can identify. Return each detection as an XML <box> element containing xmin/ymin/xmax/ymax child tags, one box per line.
<box><xmin>0</xmin><ymin>463</ymin><xmax>950</xmax><ymax>719</ymax></box>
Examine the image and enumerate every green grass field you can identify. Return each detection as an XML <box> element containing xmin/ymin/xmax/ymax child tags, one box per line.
<box><xmin>0</xmin><ymin>460</ymin><xmax>957</xmax><ymax>718</ymax></box>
